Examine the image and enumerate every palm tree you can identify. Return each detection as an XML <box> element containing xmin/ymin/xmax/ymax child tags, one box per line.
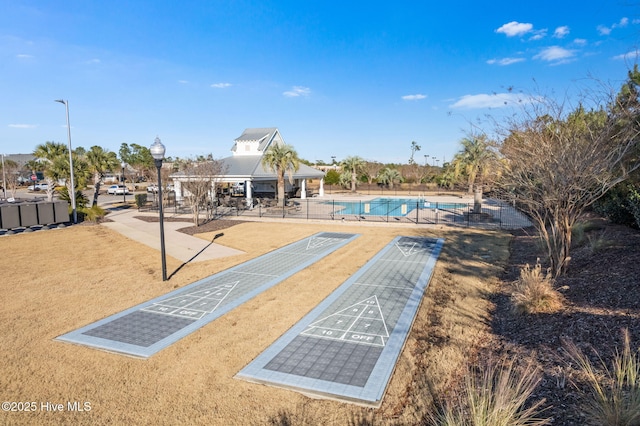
<box><xmin>33</xmin><ymin>142</ymin><xmax>67</xmax><ymax>201</ymax></box>
<box><xmin>50</xmin><ymin>150</ymin><xmax>90</xmax><ymax>208</ymax></box>
<box><xmin>261</xmin><ymin>143</ymin><xmax>300</xmax><ymax>206</ymax></box>
<box><xmin>453</xmin><ymin>135</ymin><xmax>497</xmax><ymax>193</ymax></box>
<box><xmin>340</xmin><ymin>156</ymin><xmax>365</xmax><ymax>193</ymax></box>
<box><xmin>452</xmin><ymin>135</ymin><xmax>497</xmax><ymax>213</ymax></box>
<box><xmin>378</xmin><ymin>167</ymin><xmax>403</xmax><ymax>189</ymax></box>
<box><xmin>86</xmin><ymin>146</ymin><xmax>121</xmax><ymax>206</ymax></box>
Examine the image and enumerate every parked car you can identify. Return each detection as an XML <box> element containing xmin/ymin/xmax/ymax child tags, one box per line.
<box><xmin>27</xmin><ymin>183</ymin><xmax>49</xmax><ymax>191</ymax></box>
<box><xmin>232</xmin><ymin>182</ymin><xmax>244</xmax><ymax>195</ymax></box>
<box><xmin>107</xmin><ymin>185</ymin><xmax>130</xmax><ymax>195</ymax></box>
<box><xmin>147</xmin><ymin>183</ymin><xmax>174</xmax><ymax>193</ymax></box>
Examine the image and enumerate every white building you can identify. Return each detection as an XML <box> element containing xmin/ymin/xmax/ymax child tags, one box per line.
<box><xmin>171</xmin><ymin>128</ymin><xmax>326</xmax><ymax>204</ymax></box>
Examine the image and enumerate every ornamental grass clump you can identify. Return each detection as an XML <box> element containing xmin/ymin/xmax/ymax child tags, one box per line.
<box><xmin>564</xmin><ymin>329</ymin><xmax>640</xmax><ymax>426</ymax></box>
<box><xmin>511</xmin><ymin>261</ymin><xmax>564</xmax><ymax>315</ymax></box>
<box><xmin>429</xmin><ymin>357</ymin><xmax>551</xmax><ymax>426</ymax></box>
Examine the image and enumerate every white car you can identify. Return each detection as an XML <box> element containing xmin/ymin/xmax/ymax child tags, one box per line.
<box><xmin>107</xmin><ymin>185</ymin><xmax>130</xmax><ymax>195</ymax></box>
<box><xmin>146</xmin><ymin>184</ymin><xmax>158</xmax><ymax>193</ymax></box>
<box><xmin>27</xmin><ymin>183</ymin><xmax>49</xmax><ymax>191</ymax></box>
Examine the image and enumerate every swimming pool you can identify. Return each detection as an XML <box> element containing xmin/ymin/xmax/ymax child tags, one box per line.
<box><xmin>330</xmin><ymin>198</ymin><xmax>469</xmax><ymax>217</ymax></box>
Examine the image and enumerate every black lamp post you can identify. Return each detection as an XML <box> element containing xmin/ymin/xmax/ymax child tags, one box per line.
<box><xmin>150</xmin><ymin>137</ymin><xmax>167</xmax><ymax>281</ymax></box>
<box><xmin>121</xmin><ymin>161</ymin><xmax>126</xmax><ymax>204</ymax></box>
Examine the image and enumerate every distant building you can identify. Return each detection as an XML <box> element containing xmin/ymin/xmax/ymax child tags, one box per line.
<box><xmin>4</xmin><ymin>154</ymin><xmax>35</xmax><ymax>167</ymax></box>
<box><xmin>3</xmin><ymin>154</ymin><xmax>36</xmax><ymax>183</ymax></box>
<box><xmin>171</xmin><ymin>128</ymin><xmax>326</xmax><ymax>202</ymax></box>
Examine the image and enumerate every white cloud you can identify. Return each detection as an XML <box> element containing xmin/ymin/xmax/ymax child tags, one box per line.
<box><xmin>450</xmin><ymin>93</ymin><xmax>531</xmax><ymax>109</ymax></box>
<box><xmin>283</xmin><ymin>86</ymin><xmax>311</xmax><ymax>97</ymax></box>
<box><xmin>402</xmin><ymin>94</ymin><xmax>426</xmax><ymax>101</ymax></box>
<box><xmin>613</xmin><ymin>50</ymin><xmax>640</xmax><ymax>61</ymax></box>
<box><xmin>573</xmin><ymin>38</ymin><xmax>587</xmax><ymax>46</ymax></box>
<box><xmin>16</xmin><ymin>54</ymin><xmax>33</xmax><ymax>59</ymax></box>
<box><xmin>496</xmin><ymin>21</ymin><xmax>533</xmax><ymax>37</ymax></box>
<box><xmin>554</xmin><ymin>26</ymin><xmax>570</xmax><ymax>38</ymax></box>
<box><xmin>529</xmin><ymin>29</ymin><xmax>548</xmax><ymax>40</ymax></box>
<box><xmin>9</xmin><ymin>124</ymin><xmax>37</xmax><ymax>129</ymax></box>
<box><xmin>211</xmin><ymin>82</ymin><xmax>232</xmax><ymax>88</ymax></box>
<box><xmin>533</xmin><ymin>46</ymin><xmax>576</xmax><ymax>63</ymax></box>
<box><xmin>487</xmin><ymin>57</ymin><xmax>526</xmax><ymax>66</ymax></box>
<box><xmin>597</xmin><ymin>25</ymin><xmax>612</xmax><ymax>35</ymax></box>
<box><xmin>598</xmin><ymin>17</ymin><xmax>630</xmax><ymax>36</ymax></box>
<box><xmin>178</xmin><ymin>80</ymin><xmax>189</xmax><ymax>84</ymax></box>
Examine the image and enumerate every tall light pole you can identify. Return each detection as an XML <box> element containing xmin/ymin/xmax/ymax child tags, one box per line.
<box><xmin>121</xmin><ymin>161</ymin><xmax>126</xmax><ymax>204</ymax></box>
<box><xmin>55</xmin><ymin>100</ymin><xmax>77</xmax><ymax>224</ymax></box>
<box><xmin>150</xmin><ymin>137</ymin><xmax>167</xmax><ymax>281</ymax></box>
<box><xmin>1</xmin><ymin>153</ymin><xmax>7</xmax><ymax>199</ymax></box>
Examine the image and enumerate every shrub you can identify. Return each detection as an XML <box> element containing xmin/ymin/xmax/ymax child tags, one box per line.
<box><xmin>629</xmin><ymin>188</ymin><xmax>640</xmax><ymax>229</ymax></box>
<box><xmin>564</xmin><ymin>329</ymin><xmax>640</xmax><ymax>426</ymax></box>
<box><xmin>135</xmin><ymin>193</ymin><xmax>148</xmax><ymax>208</ymax></box>
<box><xmin>511</xmin><ymin>261</ymin><xmax>564</xmax><ymax>315</ymax></box>
<box><xmin>428</xmin><ymin>357</ymin><xmax>551</xmax><ymax>426</ymax></box>
<box><xmin>571</xmin><ymin>221</ymin><xmax>604</xmax><ymax>248</ymax></box>
<box><xmin>586</xmin><ymin>231</ymin><xmax>614</xmax><ymax>254</ymax></box>
<box><xmin>56</xmin><ymin>186</ymin><xmax>89</xmax><ymax>209</ymax></box>
<box><xmin>78</xmin><ymin>205</ymin><xmax>106</xmax><ymax>222</ymax></box>
<box><xmin>593</xmin><ymin>184</ymin><xmax>638</xmax><ymax>228</ymax></box>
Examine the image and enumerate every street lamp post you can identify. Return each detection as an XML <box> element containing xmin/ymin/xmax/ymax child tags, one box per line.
<box><xmin>150</xmin><ymin>137</ymin><xmax>167</xmax><ymax>281</ymax></box>
<box><xmin>121</xmin><ymin>161</ymin><xmax>126</xmax><ymax>204</ymax></box>
<box><xmin>1</xmin><ymin>153</ymin><xmax>7</xmax><ymax>199</ymax></box>
<box><xmin>54</xmin><ymin>100</ymin><xmax>77</xmax><ymax>224</ymax></box>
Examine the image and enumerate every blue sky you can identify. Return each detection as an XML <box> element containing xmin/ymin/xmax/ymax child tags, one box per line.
<box><xmin>1</xmin><ymin>1</ymin><xmax>639</xmax><ymax>165</ymax></box>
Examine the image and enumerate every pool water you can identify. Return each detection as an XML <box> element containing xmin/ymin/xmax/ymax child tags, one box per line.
<box><xmin>331</xmin><ymin>198</ymin><xmax>469</xmax><ymax>217</ymax></box>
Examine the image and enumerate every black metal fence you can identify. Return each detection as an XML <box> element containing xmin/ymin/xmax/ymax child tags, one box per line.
<box><xmin>205</xmin><ymin>197</ymin><xmax>532</xmax><ymax>230</ymax></box>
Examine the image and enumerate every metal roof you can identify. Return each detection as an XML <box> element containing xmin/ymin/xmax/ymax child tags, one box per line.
<box><xmin>231</xmin><ymin>128</ymin><xmax>280</xmax><ymax>153</ymax></box>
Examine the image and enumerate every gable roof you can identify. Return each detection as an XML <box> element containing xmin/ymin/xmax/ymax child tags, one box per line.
<box><xmin>231</xmin><ymin>128</ymin><xmax>280</xmax><ymax>153</ymax></box>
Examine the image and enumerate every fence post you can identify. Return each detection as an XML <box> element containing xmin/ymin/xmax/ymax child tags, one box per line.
<box><xmin>416</xmin><ymin>200</ymin><xmax>419</xmax><ymax>224</ymax></box>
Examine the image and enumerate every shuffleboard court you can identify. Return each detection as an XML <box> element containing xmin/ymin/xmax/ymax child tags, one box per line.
<box><xmin>56</xmin><ymin>232</ymin><xmax>359</xmax><ymax>358</ymax></box>
<box><xmin>236</xmin><ymin>236</ymin><xmax>444</xmax><ymax>407</ymax></box>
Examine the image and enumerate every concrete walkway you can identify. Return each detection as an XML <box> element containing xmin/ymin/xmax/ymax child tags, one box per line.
<box><xmin>102</xmin><ymin>208</ymin><xmax>244</xmax><ymax>263</ymax></box>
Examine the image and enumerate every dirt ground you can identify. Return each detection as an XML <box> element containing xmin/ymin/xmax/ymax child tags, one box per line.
<box><xmin>0</xmin><ymin>219</ymin><xmax>509</xmax><ymax>425</ymax></box>
<box><xmin>487</xmin><ymin>217</ymin><xmax>640</xmax><ymax>426</ymax></box>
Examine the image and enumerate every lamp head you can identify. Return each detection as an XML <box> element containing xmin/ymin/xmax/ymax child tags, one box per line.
<box><xmin>150</xmin><ymin>137</ymin><xmax>166</xmax><ymax>161</ymax></box>
<box><xmin>54</xmin><ymin>99</ymin><xmax>66</xmax><ymax>105</ymax></box>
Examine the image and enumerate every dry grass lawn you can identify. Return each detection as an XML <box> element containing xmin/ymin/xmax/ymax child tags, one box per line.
<box><xmin>0</xmin><ymin>221</ymin><xmax>510</xmax><ymax>425</ymax></box>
